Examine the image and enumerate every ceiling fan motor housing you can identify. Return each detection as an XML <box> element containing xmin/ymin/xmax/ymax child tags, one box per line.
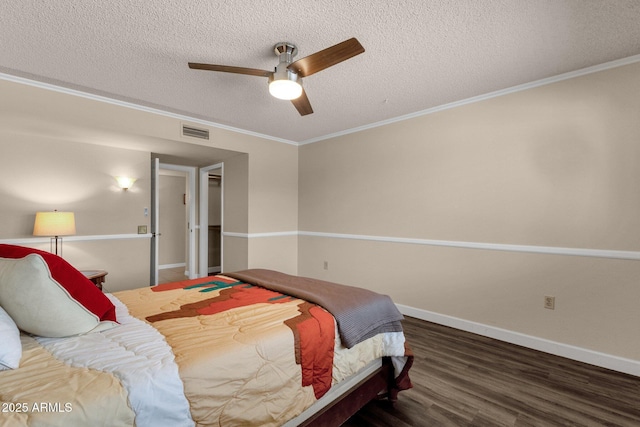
<box><xmin>273</xmin><ymin>42</ymin><xmax>298</xmax><ymax>63</ymax></box>
<box><xmin>269</xmin><ymin>63</ymin><xmax>300</xmax><ymax>83</ymax></box>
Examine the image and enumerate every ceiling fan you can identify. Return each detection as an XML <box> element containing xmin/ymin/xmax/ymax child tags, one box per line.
<box><xmin>188</xmin><ymin>38</ymin><xmax>365</xmax><ymax>116</ymax></box>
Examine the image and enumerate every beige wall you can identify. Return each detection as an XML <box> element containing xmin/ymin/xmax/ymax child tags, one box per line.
<box><xmin>249</xmin><ymin>235</ymin><xmax>299</xmax><ymax>274</ymax></box>
<box><xmin>158</xmin><ymin>174</ymin><xmax>187</xmax><ymax>266</ymax></box>
<box><xmin>208</xmin><ymin>178</ymin><xmax>222</xmax><ymax>226</ymax></box>
<box><xmin>247</xmin><ymin>141</ymin><xmax>299</xmax><ymax>234</ymax></box>
<box><xmin>221</xmin><ymin>153</ymin><xmax>249</xmax><ymax>272</ymax></box>
<box><xmin>298</xmin><ymin>62</ymin><xmax>640</xmax><ymax>361</ymax></box>
<box><xmin>0</xmin><ymin>135</ymin><xmax>151</xmax><ymax>291</ymax></box>
<box><xmin>222</xmin><ymin>153</ymin><xmax>249</xmax><ymax>235</ymax></box>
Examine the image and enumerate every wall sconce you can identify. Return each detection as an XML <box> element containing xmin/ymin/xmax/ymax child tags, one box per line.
<box><xmin>115</xmin><ymin>176</ymin><xmax>136</xmax><ymax>191</ymax></box>
<box><xmin>33</xmin><ymin>210</ymin><xmax>76</xmax><ymax>256</ymax></box>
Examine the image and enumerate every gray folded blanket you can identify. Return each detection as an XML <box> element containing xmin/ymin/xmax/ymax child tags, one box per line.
<box><xmin>225</xmin><ymin>269</ymin><xmax>404</xmax><ymax>348</ymax></box>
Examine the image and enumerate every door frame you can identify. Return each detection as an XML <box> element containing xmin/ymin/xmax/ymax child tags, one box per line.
<box><xmin>199</xmin><ymin>162</ymin><xmax>224</xmax><ymax>277</ymax></box>
<box><xmin>151</xmin><ymin>161</ymin><xmax>197</xmax><ymax>285</ymax></box>
<box><xmin>150</xmin><ymin>158</ymin><xmax>159</xmax><ymax>285</ymax></box>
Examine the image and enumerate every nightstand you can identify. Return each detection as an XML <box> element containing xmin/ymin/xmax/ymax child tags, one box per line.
<box><xmin>81</xmin><ymin>270</ymin><xmax>108</xmax><ymax>291</ymax></box>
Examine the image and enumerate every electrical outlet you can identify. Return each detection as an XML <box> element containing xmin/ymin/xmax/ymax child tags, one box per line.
<box><xmin>544</xmin><ymin>296</ymin><xmax>555</xmax><ymax>310</ymax></box>
<box><xmin>323</xmin><ymin>261</ymin><xmax>329</xmax><ymax>270</ymax></box>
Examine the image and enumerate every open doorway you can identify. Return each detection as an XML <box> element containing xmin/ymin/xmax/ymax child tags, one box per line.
<box><xmin>158</xmin><ymin>169</ymin><xmax>188</xmax><ymax>283</ymax></box>
<box><xmin>199</xmin><ymin>163</ymin><xmax>223</xmax><ymax>277</ymax></box>
<box><xmin>151</xmin><ymin>160</ymin><xmax>197</xmax><ymax>285</ymax></box>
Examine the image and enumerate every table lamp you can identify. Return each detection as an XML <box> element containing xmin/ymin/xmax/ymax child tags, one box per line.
<box><xmin>33</xmin><ymin>211</ymin><xmax>76</xmax><ymax>256</ymax></box>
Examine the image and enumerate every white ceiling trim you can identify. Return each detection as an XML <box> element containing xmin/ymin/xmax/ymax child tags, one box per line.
<box><xmin>3</xmin><ymin>53</ymin><xmax>640</xmax><ymax>148</ymax></box>
<box><xmin>299</xmin><ymin>53</ymin><xmax>640</xmax><ymax>146</ymax></box>
<box><xmin>0</xmin><ymin>71</ymin><xmax>298</xmax><ymax>146</ymax></box>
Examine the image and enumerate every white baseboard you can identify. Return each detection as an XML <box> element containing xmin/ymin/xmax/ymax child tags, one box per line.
<box><xmin>396</xmin><ymin>304</ymin><xmax>640</xmax><ymax>378</ymax></box>
<box><xmin>159</xmin><ymin>263</ymin><xmax>185</xmax><ymax>270</ymax></box>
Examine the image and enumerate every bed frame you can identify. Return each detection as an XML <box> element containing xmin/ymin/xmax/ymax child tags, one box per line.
<box><xmin>286</xmin><ymin>355</ymin><xmax>413</xmax><ymax>427</ymax></box>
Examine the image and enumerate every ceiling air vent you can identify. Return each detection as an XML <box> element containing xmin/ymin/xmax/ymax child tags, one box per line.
<box><xmin>182</xmin><ymin>124</ymin><xmax>210</xmax><ymax>140</ymax></box>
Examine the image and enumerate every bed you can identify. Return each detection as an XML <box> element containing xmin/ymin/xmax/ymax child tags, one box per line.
<box><xmin>0</xmin><ymin>244</ymin><xmax>412</xmax><ymax>426</ymax></box>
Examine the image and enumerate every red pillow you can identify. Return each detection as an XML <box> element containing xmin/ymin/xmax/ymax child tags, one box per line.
<box><xmin>0</xmin><ymin>244</ymin><xmax>116</xmax><ymax>323</ymax></box>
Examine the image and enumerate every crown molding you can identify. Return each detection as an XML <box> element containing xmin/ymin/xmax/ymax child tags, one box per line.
<box><xmin>0</xmin><ymin>72</ymin><xmax>298</xmax><ymax>146</ymax></box>
<box><xmin>299</xmin><ymin>53</ymin><xmax>640</xmax><ymax>145</ymax></box>
<box><xmin>3</xmin><ymin>53</ymin><xmax>640</xmax><ymax>147</ymax></box>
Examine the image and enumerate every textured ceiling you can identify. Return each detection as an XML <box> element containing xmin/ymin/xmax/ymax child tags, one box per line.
<box><xmin>1</xmin><ymin>1</ymin><xmax>640</xmax><ymax>144</ymax></box>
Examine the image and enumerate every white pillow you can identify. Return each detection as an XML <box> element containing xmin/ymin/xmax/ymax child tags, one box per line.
<box><xmin>0</xmin><ymin>305</ymin><xmax>21</xmax><ymax>370</ymax></box>
<box><xmin>0</xmin><ymin>254</ymin><xmax>116</xmax><ymax>337</ymax></box>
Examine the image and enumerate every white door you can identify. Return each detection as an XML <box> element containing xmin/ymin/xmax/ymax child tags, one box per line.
<box><xmin>150</xmin><ymin>157</ymin><xmax>159</xmax><ymax>285</ymax></box>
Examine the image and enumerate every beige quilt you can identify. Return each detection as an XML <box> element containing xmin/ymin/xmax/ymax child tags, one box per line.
<box><xmin>116</xmin><ymin>274</ymin><xmax>405</xmax><ymax>426</ymax></box>
<box><xmin>0</xmin><ymin>335</ymin><xmax>134</xmax><ymax>427</ymax></box>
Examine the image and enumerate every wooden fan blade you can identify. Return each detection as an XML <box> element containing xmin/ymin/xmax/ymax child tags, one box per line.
<box><xmin>291</xmin><ymin>88</ymin><xmax>313</xmax><ymax>116</ymax></box>
<box><xmin>188</xmin><ymin>63</ymin><xmax>273</xmax><ymax>77</ymax></box>
<box><xmin>287</xmin><ymin>38</ymin><xmax>364</xmax><ymax>77</ymax></box>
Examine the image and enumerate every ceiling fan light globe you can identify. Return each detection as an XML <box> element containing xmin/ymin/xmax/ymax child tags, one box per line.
<box><xmin>269</xmin><ymin>79</ymin><xmax>303</xmax><ymax>100</ymax></box>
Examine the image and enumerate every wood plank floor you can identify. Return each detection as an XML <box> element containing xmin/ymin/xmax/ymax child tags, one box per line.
<box><xmin>344</xmin><ymin>317</ymin><xmax>640</xmax><ymax>427</ymax></box>
<box><xmin>158</xmin><ymin>266</ymin><xmax>188</xmax><ymax>284</ymax></box>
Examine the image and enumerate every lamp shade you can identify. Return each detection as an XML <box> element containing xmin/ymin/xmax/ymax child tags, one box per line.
<box><xmin>269</xmin><ymin>79</ymin><xmax>303</xmax><ymax>100</ymax></box>
<box><xmin>33</xmin><ymin>212</ymin><xmax>76</xmax><ymax>237</ymax></box>
<box><xmin>268</xmin><ymin>65</ymin><xmax>303</xmax><ymax>100</ymax></box>
<box><xmin>115</xmin><ymin>176</ymin><xmax>136</xmax><ymax>190</ymax></box>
